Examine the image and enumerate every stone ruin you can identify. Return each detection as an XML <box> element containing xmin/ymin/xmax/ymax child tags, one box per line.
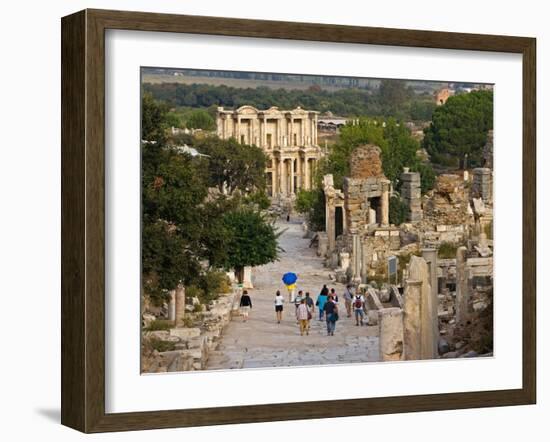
<box><xmin>314</xmin><ymin>136</ymin><xmax>494</xmax><ymax>361</ymax></box>
<box><xmin>321</xmin><ymin>144</ymin><xmax>399</xmax><ymax>284</ymax></box>
<box><xmin>141</xmin><ymin>285</ymin><xmax>243</xmax><ymax>373</ymax></box>
<box><xmin>400</xmin><ymin>168</ymin><xmax>422</xmax><ymax>221</ymax></box>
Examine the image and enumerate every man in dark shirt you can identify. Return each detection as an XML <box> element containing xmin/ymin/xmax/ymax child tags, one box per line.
<box><xmin>323</xmin><ymin>296</ymin><xmax>338</xmax><ymax>336</ymax></box>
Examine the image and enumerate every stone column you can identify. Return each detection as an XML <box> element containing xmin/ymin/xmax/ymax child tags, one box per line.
<box><xmin>351</xmin><ymin>233</ymin><xmax>361</xmax><ymax>281</ymax></box>
<box><xmin>242</xmin><ymin>267</ymin><xmax>253</xmax><ymax>289</ymax></box>
<box><xmin>296</xmin><ymin>155</ymin><xmax>301</xmax><ymax>190</ymax></box>
<box><xmin>326</xmin><ymin>197</ymin><xmax>336</xmax><ymax>255</ymax></box>
<box><xmin>271</xmin><ymin>159</ymin><xmax>277</xmax><ymax>196</ymax></box>
<box><xmin>290</xmin><ymin>118</ymin><xmax>294</xmax><ymax>146</ymax></box>
<box><xmin>381</xmin><ymin>180</ymin><xmax>390</xmax><ymax>226</ymax></box>
<box><xmin>403</xmin><ymin>279</ymin><xmax>422</xmax><ymax>360</ymax></box>
<box><xmin>168</xmin><ymin>289</ymin><xmax>176</xmax><ymax>322</ymax></box>
<box><xmin>304</xmin><ymin>157</ymin><xmax>310</xmax><ymax>190</ymax></box>
<box><xmin>408</xmin><ymin>256</ymin><xmax>437</xmax><ymax>359</ymax></box>
<box><xmin>456</xmin><ymin>246</ymin><xmax>469</xmax><ymax>324</ymax></box>
<box><xmin>280</xmin><ymin>159</ymin><xmax>287</xmax><ymax>196</ymax></box>
<box><xmin>422</xmin><ymin>248</ymin><xmax>439</xmax><ymax>357</ymax></box>
<box><xmin>175</xmin><ymin>284</ymin><xmax>186</xmax><ymax>327</ymax></box>
<box><xmin>314</xmin><ymin>114</ymin><xmax>318</xmax><ymax>145</ymax></box>
<box><xmin>236</xmin><ymin>117</ymin><xmax>241</xmax><ymax>143</ymax></box>
<box><xmin>261</xmin><ymin>116</ymin><xmax>266</xmax><ymax>148</ymax></box>
<box><xmin>301</xmin><ymin>118</ymin><xmax>305</xmax><ymax>145</ymax></box>
<box><xmin>378</xmin><ymin>307</ymin><xmax>404</xmax><ymax>361</ymax></box>
<box><xmin>290</xmin><ymin>158</ymin><xmax>295</xmax><ymax>195</ymax></box>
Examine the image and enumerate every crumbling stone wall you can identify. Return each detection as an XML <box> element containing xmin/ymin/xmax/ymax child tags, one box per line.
<box><xmin>424</xmin><ymin>174</ymin><xmax>470</xmax><ymax>227</ymax></box>
<box><xmin>349</xmin><ymin>144</ymin><xmax>385</xmax><ymax>179</ymax></box>
<box><xmin>400</xmin><ymin>169</ymin><xmax>422</xmax><ymax>221</ymax></box>
<box><xmin>471</xmin><ymin>168</ymin><xmax>492</xmax><ymax>203</ymax></box>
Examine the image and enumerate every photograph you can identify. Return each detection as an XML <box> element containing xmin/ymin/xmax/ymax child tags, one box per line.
<box><xmin>140</xmin><ymin>67</ymin><xmax>494</xmax><ymax>373</ymax></box>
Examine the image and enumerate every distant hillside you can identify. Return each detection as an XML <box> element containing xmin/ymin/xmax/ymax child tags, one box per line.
<box><xmin>142</xmin><ymin>67</ymin><xmax>381</xmax><ymax>92</ymax></box>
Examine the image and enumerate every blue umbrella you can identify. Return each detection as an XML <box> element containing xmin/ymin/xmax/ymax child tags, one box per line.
<box><xmin>282</xmin><ymin>272</ymin><xmax>298</xmax><ymax>285</ymax></box>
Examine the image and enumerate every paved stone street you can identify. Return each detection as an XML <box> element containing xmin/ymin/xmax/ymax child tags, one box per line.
<box><xmin>206</xmin><ymin>218</ymin><xmax>379</xmax><ymax>370</ymax></box>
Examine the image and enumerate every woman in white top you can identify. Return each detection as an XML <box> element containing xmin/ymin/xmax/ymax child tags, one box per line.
<box><xmin>274</xmin><ymin>290</ymin><xmax>285</xmax><ymax>323</ymax></box>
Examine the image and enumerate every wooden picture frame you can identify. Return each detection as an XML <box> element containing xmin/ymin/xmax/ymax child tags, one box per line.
<box><xmin>61</xmin><ymin>8</ymin><xmax>536</xmax><ymax>433</ymax></box>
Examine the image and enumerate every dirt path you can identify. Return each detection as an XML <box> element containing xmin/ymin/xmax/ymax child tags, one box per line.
<box><xmin>206</xmin><ymin>219</ymin><xmax>379</xmax><ymax>370</ymax></box>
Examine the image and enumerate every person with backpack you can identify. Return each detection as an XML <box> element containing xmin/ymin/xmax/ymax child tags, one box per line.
<box><xmin>343</xmin><ymin>284</ymin><xmax>354</xmax><ymax>318</ymax></box>
<box><xmin>239</xmin><ymin>290</ymin><xmax>252</xmax><ymax>322</ymax></box>
<box><xmin>315</xmin><ymin>290</ymin><xmax>328</xmax><ymax>321</ymax></box>
<box><xmin>296</xmin><ymin>298</ymin><xmax>312</xmax><ymax>336</ymax></box>
<box><xmin>324</xmin><ymin>295</ymin><xmax>339</xmax><ymax>336</ymax></box>
<box><xmin>353</xmin><ymin>293</ymin><xmax>366</xmax><ymax>326</ymax></box>
<box><xmin>330</xmin><ymin>288</ymin><xmax>339</xmax><ymax>304</ymax></box>
<box><xmin>294</xmin><ymin>290</ymin><xmax>304</xmax><ymax>324</ymax></box>
<box><xmin>304</xmin><ymin>292</ymin><xmax>314</xmax><ymax>332</ymax></box>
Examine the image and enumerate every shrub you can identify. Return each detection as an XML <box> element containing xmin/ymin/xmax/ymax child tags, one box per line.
<box><xmin>145</xmin><ymin>319</ymin><xmax>173</xmax><ymax>331</ymax></box>
<box><xmin>389</xmin><ymin>196</ymin><xmax>408</xmax><ymax>226</ymax></box>
<box><xmin>244</xmin><ymin>190</ymin><xmax>271</xmax><ymax>210</ymax></box>
<box><xmin>185</xmin><ymin>285</ymin><xmax>205</xmax><ymax>301</ymax></box>
<box><xmin>201</xmin><ymin>270</ymin><xmax>231</xmax><ymax>298</ymax></box>
<box><xmin>295</xmin><ymin>189</ymin><xmax>326</xmax><ymax>232</ymax></box>
<box><xmin>438</xmin><ymin>242</ymin><xmax>459</xmax><ymax>259</ymax></box>
<box><xmin>188</xmin><ymin>271</ymin><xmax>232</xmax><ymax>305</ymax></box>
<box><xmin>149</xmin><ymin>337</ymin><xmax>176</xmax><ymax>353</ymax></box>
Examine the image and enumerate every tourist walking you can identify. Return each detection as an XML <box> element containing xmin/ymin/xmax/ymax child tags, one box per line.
<box><xmin>305</xmin><ymin>292</ymin><xmax>314</xmax><ymax>332</ymax></box>
<box><xmin>296</xmin><ymin>299</ymin><xmax>312</xmax><ymax>336</ymax></box>
<box><xmin>287</xmin><ymin>286</ymin><xmax>296</xmax><ymax>303</ymax></box>
<box><xmin>343</xmin><ymin>284</ymin><xmax>354</xmax><ymax>317</ymax></box>
<box><xmin>353</xmin><ymin>293</ymin><xmax>366</xmax><ymax>326</ymax></box>
<box><xmin>274</xmin><ymin>290</ymin><xmax>285</xmax><ymax>324</ymax></box>
<box><xmin>324</xmin><ymin>295</ymin><xmax>339</xmax><ymax>336</ymax></box>
<box><xmin>294</xmin><ymin>290</ymin><xmax>304</xmax><ymax>323</ymax></box>
<box><xmin>320</xmin><ymin>284</ymin><xmax>329</xmax><ymax>297</ymax></box>
<box><xmin>315</xmin><ymin>290</ymin><xmax>328</xmax><ymax>321</ymax></box>
<box><xmin>330</xmin><ymin>288</ymin><xmax>339</xmax><ymax>304</ymax></box>
<box><xmin>239</xmin><ymin>290</ymin><xmax>252</xmax><ymax>322</ymax></box>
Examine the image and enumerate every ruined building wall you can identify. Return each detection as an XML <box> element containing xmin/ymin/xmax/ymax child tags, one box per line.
<box><xmin>400</xmin><ymin>169</ymin><xmax>422</xmax><ymax>221</ymax></box>
<box><xmin>471</xmin><ymin>168</ymin><xmax>492</xmax><ymax>203</ymax></box>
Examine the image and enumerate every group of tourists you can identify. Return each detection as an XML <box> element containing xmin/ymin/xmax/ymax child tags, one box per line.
<box><xmin>238</xmin><ymin>283</ymin><xmax>367</xmax><ymax>336</ymax></box>
<box><xmin>276</xmin><ymin>283</ymin><xmax>367</xmax><ymax>336</ymax></box>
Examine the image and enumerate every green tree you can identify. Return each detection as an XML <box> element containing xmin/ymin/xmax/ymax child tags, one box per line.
<box><xmin>423</xmin><ymin>90</ymin><xmax>493</xmax><ymax>167</ymax></box>
<box><xmin>295</xmin><ymin>189</ymin><xmax>326</xmax><ymax>231</ymax></box>
<box><xmin>321</xmin><ymin>118</ymin><xmax>435</xmax><ymax>193</ymax></box>
<box><xmin>244</xmin><ymin>190</ymin><xmax>271</xmax><ymax>210</ymax></box>
<box><xmin>220</xmin><ymin>209</ymin><xmax>279</xmax><ymax>281</ymax></box>
<box><xmin>186</xmin><ymin>109</ymin><xmax>216</xmax><ymax>130</ymax></box>
<box><xmin>195</xmin><ymin>136</ymin><xmax>268</xmax><ymax>195</ymax></box>
<box><xmin>141</xmin><ymin>142</ymin><xmax>209</xmax><ymax>300</ymax></box>
<box><xmin>389</xmin><ymin>196</ymin><xmax>408</xmax><ymax>226</ymax></box>
<box><xmin>410</xmin><ymin>162</ymin><xmax>436</xmax><ymax>194</ymax></box>
<box><xmin>141</xmin><ymin>92</ymin><xmax>170</xmax><ymax>143</ymax></box>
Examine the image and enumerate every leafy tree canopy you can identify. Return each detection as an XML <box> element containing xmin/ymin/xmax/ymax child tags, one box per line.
<box><xmin>295</xmin><ymin>189</ymin><xmax>326</xmax><ymax>232</ymax></box>
<box><xmin>220</xmin><ymin>209</ymin><xmax>279</xmax><ymax>275</ymax></box>
<box><xmin>423</xmin><ymin>90</ymin><xmax>493</xmax><ymax>168</ymax></box>
<box><xmin>321</xmin><ymin>118</ymin><xmax>435</xmax><ymax>193</ymax></box>
<box><xmin>143</xmin><ymin>81</ymin><xmax>437</xmax><ymax>121</ymax></box>
<box><xmin>194</xmin><ymin>136</ymin><xmax>268</xmax><ymax>195</ymax></box>
<box><xmin>186</xmin><ymin>109</ymin><xmax>216</xmax><ymax>130</ymax></box>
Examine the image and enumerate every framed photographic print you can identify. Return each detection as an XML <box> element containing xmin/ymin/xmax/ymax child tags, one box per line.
<box><xmin>61</xmin><ymin>9</ymin><xmax>536</xmax><ymax>433</ymax></box>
